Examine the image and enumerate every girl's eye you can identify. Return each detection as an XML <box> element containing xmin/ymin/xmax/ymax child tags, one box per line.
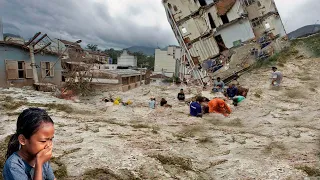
<box><xmin>40</xmin><ymin>141</ymin><xmax>47</xmax><ymax>143</ymax></box>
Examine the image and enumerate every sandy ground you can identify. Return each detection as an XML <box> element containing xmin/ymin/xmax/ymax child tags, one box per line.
<box><xmin>0</xmin><ymin>58</ymin><xmax>320</xmax><ymax>179</ymax></box>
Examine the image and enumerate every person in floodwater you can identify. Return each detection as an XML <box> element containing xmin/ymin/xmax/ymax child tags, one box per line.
<box><xmin>160</xmin><ymin>98</ymin><xmax>172</xmax><ymax>108</ymax></box>
<box><xmin>3</xmin><ymin>108</ymin><xmax>56</xmax><ymax>180</ymax></box>
<box><xmin>149</xmin><ymin>97</ymin><xmax>156</xmax><ymax>109</ymax></box>
<box><xmin>271</xmin><ymin>66</ymin><xmax>283</xmax><ymax>86</ymax></box>
<box><xmin>232</xmin><ymin>96</ymin><xmax>246</xmax><ymax>106</ymax></box>
<box><xmin>213</xmin><ymin>77</ymin><xmax>225</xmax><ymax>93</ymax></box>
<box><xmin>225</xmin><ymin>84</ymin><xmax>238</xmax><ymax>99</ymax></box>
<box><xmin>190</xmin><ymin>96</ymin><xmax>203</xmax><ymax>117</ymax></box>
<box><xmin>177</xmin><ymin>89</ymin><xmax>185</xmax><ymax>101</ymax></box>
<box><xmin>208</xmin><ymin>98</ymin><xmax>232</xmax><ymax>117</ymax></box>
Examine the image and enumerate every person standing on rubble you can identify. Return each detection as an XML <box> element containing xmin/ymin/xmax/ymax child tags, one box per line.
<box><xmin>177</xmin><ymin>89</ymin><xmax>185</xmax><ymax>101</ymax></box>
<box><xmin>190</xmin><ymin>96</ymin><xmax>203</xmax><ymax>117</ymax></box>
<box><xmin>271</xmin><ymin>67</ymin><xmax>283</xmax><ymax>86</ymax></box>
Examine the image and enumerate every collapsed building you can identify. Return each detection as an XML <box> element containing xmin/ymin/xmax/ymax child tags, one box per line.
<box><xmin>162</xmin><ymin>0</ymin><xmax>286</xmax><ymax>85</ymax></box>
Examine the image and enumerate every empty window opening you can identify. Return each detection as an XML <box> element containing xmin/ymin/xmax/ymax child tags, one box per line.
<box><xmin>208</xmin><ymin>13</ymin><xmax>216</xmax><ymax>29</ymax></box>
<box><xmin>251</xmin><ymin>18</ymin><xmax>262</xmax><ymax>27</ymax></box>
<box><xmin>167</xmin><ymin>3</ymin><xmax>172</xmax><ymax>10</ymax></box>
<box><xmin>198</xmin><ymin>0</ymin><xmax>207</xmax><ymax>6</ymax></box>
<box><xmin>18</xmin><ymin>61</ymin><xmax>24</xmax><ymax>78</ymax></box>
<box><xmin>265</xmin><ymin>23</ymin><xmax>271</xmax><ymax>29</ymax></box>
<box><xmin>220</xmin><ymin>15</ymin><xmax>229</xmax><ymax>24</ymax></box>
<box><xmin>181</xmin><ymin>27</ymin><xmax>188</xmax><ymax>34</ymax></box>
<box><xmin>257</xmin><ymin>1</ymin><xmax>261</xmax><ymax>7</ymax></box>
<box><xmin>215</xmin><ymin>35</ymin><xmax>228</xmax><ymax>52</ymax></box>
<box><xmin>244</xmin><ymin>0</ymin><xmax>255</xmax><ymax>6</ymax></box>
<box><xmin>173</xmin><ymin>5</ymin><xmax>178</xmax><ymax>11</ymax></box>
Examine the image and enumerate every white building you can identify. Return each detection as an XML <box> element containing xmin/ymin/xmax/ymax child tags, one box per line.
<box><xmin>163</xmin><ymin>0</ymin><xmax>286</xmax><ymax>61</ymax></box>
<box><xmin>117</xmin><ymin>50</ymin><xmax>137</xmax><ymax>67</ymax></box>
<box><xmin>0</xmin><ymin>17</ymin><xmax>3</xmax><ymax>41</ymax></box>
<box><xmin>154</xmin><ymin>46</ymin><xmax>181</xmax><ymax>77</ymax></box>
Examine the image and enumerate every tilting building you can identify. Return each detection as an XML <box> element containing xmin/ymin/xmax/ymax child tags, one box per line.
<box><xmin>162</xmin><ymin>0</ymin><xmax>286</xmax><ymax>85</ymax></box>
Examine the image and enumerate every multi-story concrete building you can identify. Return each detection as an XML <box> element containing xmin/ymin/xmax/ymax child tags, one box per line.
<box><xmin>117</xmin><ymin>50</ymin><xmax>137</xmax><ymax>67</ymax></box>
<box><xmin>154</xmin><ymin>46</ymin><xmax>181</xmax><ymax>77</ymax></box>
<box><xmin>163</xmin><ymin>0</ymin><xmax>286</xmax><ymax>84</ymax></box>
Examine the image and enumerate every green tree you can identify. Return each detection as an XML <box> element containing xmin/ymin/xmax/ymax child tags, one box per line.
<box><xmin>104</xmin><ymin>48</ymin><xmax>122</xmax><ymax>64</ymax></box>
<box><xmin>132</xmin><ymin>51</ymin><xmax>155</xmax><ymax>70</ymax></box>
<box><xmin>87</xmin><ymin>44</ymin><xmax>98</xmax><ymax>51</ymax></box>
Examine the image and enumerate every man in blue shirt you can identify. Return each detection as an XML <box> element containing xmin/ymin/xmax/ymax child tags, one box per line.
<box><xmin>226</xmin><ymin>84</ymin><xmax>238</xmax><ymax>99</ymax></box>
<box><xmin>190</xmin><ymin>97</ymin><xmax>203</xmax><ymax>117</ymax></box>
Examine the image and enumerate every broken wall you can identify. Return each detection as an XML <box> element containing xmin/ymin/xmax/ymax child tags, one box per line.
<box><xmin>164</xmin><ymin>0</ymin><xmax>199</xmax><ymax>22</ymax></box>
<box><xmin>216</xmin><ymin>19</ymin><xmax>255</xmax><ymax>48</ymax></box>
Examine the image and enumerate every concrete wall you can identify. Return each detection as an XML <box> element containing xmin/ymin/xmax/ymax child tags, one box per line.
<box><xmin>246</xmin><ymin>0</ymin><xmax>277</xmax><ymax>20</ymax></box>
<box><xmin>180</xmin><ymin>18</ymin><xmax>208</xmax><ymax>41</ymax></box>
<box><xmin>0</xmin><ymin>45</ymin><xmax>62</xmax><ymax>87</ymax></box>
<box><xmin>117</xmin><ymin>50</ymin><xmax>137</xmax><ymax>67</ymax></box>
<box><xmin>155</xmin><ymin>47</ymin><xmax>181</xmax><ymax>76</ymax></box>
<box><xmin>164</xmin><ymin>0</ymin><xmax>199</xmax><ymax>22</ymax></box>
<box><xmin>253</xmin><ymin>15</ymin><xmax>286</xmax><ymax>38</ymax></box>
<box><xmin>216</xmin><ymin>20</ymin><xmax>255</xmax><ymax>48</ymax></box>
<box><xmin>226</xmin><ymin>0</ymin><xmax>245</xmax><ymax>22</ymax></box>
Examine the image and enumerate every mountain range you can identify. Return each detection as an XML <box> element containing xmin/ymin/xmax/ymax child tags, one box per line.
<box><xmin>125</xmin><ymin>46</ymin><xmax>157</xmax><ymax>56</ymax></box>
<box><xmin>288</xmin><ymin>24</ymin><xmax>320</xmax><ymax>39</ymax></box>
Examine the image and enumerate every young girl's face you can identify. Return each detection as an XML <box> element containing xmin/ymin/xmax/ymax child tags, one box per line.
<box><xmin>23</xmin><ymin>122</ymin><xmax>55</xmax><ymax>156</ymax></box>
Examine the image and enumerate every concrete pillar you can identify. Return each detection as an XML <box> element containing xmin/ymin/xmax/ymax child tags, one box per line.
<box><xmin>29</xmin><ymin>46</ymin><xmax>39</xmax><ymax>84</ymax></box>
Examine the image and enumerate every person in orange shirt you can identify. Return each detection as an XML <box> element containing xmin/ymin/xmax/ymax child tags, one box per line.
<box><xmin>208</xmin><ymin>98</ymin><xmax>232</xmax><ymax>117</ymax></box>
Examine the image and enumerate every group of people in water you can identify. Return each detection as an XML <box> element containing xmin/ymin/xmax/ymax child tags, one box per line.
<box><xmin>149</xmin><ymin>66</ymin><xmax>282</xmax><ymax>118</ymax></box>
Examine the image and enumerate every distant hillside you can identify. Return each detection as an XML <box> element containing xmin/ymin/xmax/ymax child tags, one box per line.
<box><xmin>288</xmin><ymin>24</ymin><xmax>320</xmax><ymax>39</ymax></box>
<box><xmin>126</xmin><ymin>46</ymin><xmax>156</xmax><ymax>56</ymax></box>
<box><xmin>3</xmin><ymin>33</ymin><xmax>22</xmax><ymax>38</ymax></box>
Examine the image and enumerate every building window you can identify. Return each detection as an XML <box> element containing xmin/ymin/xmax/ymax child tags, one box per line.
<box><xmin>220</xmin><ymin>15</ymin><xmax>229</xmax><ymax>24</ymax></box>
<box><xmin>181</xmin><ymin>27</ymin><xmax>188</xmax><ymax>34</ymax></box>
<box><xmin>208</xmin><ymin>13</ymin><xmax>216</xmax><ymax>29</ymax></box>
<box><xmin>244</xmin><ymin>0</ymin><xmax>255</xmax><ymax>6</ymax></box>
<box><xmin>41</xmin><ymin>62</ymin><xmax>54</xmax><ymax>77</ymax></box>
<box><xmin>198</xmin><ymin>0</ymin><xmax>207</xmax><ymax>6</ymax></box>
<box><xmin>257</xmin><ymin>1</ymin><xmax>261</xmax><ymax>7</ymax></box>
<box><xmin>173</xmin><ymin>5</ymin><xmax>178</xmax><ymax>11</ymax></box>
<box><xmin>251</xmin><ymin>18</ymin><xmax>262</xmax><ymax>27</ymax></box>
<box><xmin>18</xmin><ymin>61</ymin><xmax>25</xmax><ymax>78</ymax></box>
<box><xmin>168</xmin><ymin>3</ymin><xmax>172</xmax><ymax>10</ymax></box>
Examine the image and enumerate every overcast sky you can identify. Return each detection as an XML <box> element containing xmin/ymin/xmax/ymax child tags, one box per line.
<box><xmin>0</xmin><ymin>0</ymin><xmax>319</xmax><ymax>50</ymax></box>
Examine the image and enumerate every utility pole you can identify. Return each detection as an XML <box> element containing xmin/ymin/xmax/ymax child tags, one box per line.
<box><xmin>140</xmin><ymin>64</ymin><xmax>142</xmax><ymax>84</ymax></box>
<box><xmin>26</xmin><ymin>32</ymin><xmax>42</xmax><ymax>84</ymax></box>
<box><xmin>29</xmin><ymin>46</ymin><xmax>39</xmax><ymax>84</ymax></box>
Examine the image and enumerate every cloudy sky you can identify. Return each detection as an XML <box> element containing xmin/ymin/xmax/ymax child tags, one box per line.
<box><xmin>0</xmin><ymin>0</ymin><xmax>319</xmax><ymax>50</ymax></box>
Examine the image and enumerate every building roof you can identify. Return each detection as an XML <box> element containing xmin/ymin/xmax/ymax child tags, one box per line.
<box><xmin>105</xmin><ymin>69</ymin><xmax>144</xmax><ymax>77</ymax></box>
<box><xmin>87</xmin><ymin>50</ymin><xmax>108</xmax><ymax>56</ymax></box>
<box><xmin>58</xmin><ymin>39</ymin><xmax>82</xmax><ymax>49</ymax></box>
<box><xmin>216</xmin><ymin>0</ymin><xmax>236</xmax><ymax>16</ymax></box>
<box><xmin>150</xmin><ymin>74</ymin><xmax>170</xmax><ymax>79</ymax></box>
<box><xmin>0</xmin><ymin>41</ymin><xmax>60</xmax><ymax>56</ymax></box>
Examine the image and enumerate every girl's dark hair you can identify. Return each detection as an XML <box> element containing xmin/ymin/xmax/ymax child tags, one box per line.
<box><xmin>6</xmin><ymin>108</ymin><xmax>54</xmax><ymax>159</ymax></box>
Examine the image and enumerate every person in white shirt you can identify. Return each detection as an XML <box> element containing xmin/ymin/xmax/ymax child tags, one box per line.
<box><xmin>271</xmin><ymin>67</ymin><xmax>283</xmax><ymax>86</ymax></box>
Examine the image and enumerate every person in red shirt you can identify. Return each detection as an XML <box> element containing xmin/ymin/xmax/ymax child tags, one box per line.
<box><xmin>208</xmin><ymin>98</ymin><xmax>232</xmax><ymax>117</ymax></box>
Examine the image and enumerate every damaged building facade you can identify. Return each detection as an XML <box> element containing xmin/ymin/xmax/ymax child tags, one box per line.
<box><xmin>163</xmin><ymin>0</ymin><xmax>286</xmax><ymax>84</ymax></box>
